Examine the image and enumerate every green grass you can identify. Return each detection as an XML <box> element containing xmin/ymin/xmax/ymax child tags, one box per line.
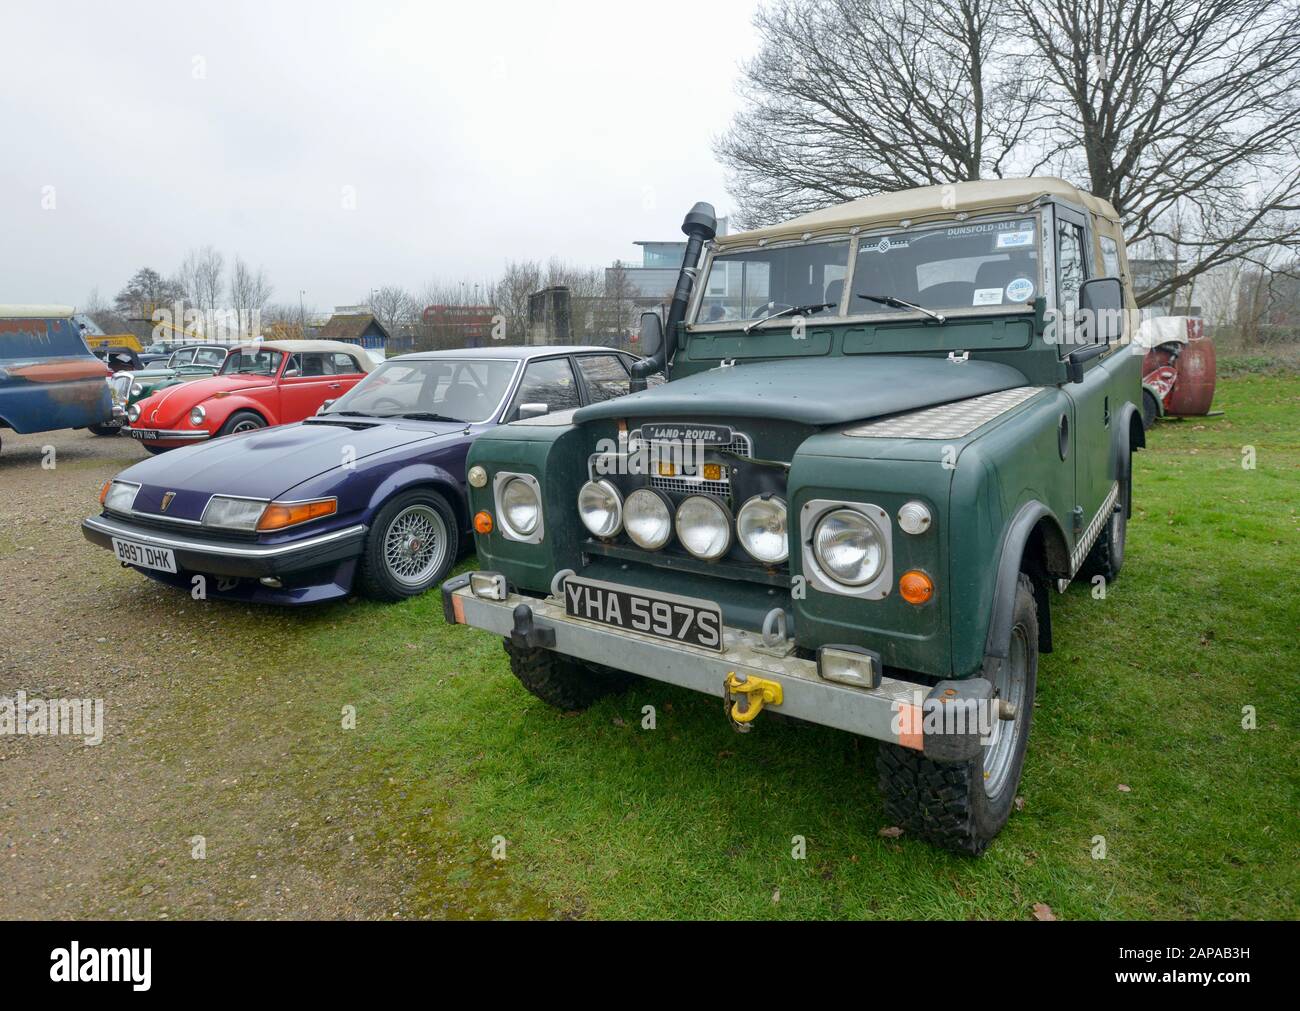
<box><xmin>125</xmin><ymin>374</ymin><xmax>1300</xmax><ymax>919</ymax></box>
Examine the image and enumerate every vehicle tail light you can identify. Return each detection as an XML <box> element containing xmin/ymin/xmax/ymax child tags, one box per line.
<box><xmin>256</xmin><ymin>498</ymin><xmax>337</xmax><ymax>531</ymax></box>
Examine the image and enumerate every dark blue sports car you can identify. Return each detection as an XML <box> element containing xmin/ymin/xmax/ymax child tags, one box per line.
<box><xmin>82</xmin><ymin>346</ymin><xmax>643</xmax><ymax>604</ymax></box>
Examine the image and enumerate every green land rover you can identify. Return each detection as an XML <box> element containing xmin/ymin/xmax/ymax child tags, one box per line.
<box><xmin>442</xmin><ymin>177</ymin><xmax>1144</xmax><ymax>854</ymax></box>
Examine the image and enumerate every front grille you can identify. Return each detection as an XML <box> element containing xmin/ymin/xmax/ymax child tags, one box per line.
<box><xmin>633</xmin><ymin>430</ymin><xmax>752</xmax><ymax>502</ymax></box>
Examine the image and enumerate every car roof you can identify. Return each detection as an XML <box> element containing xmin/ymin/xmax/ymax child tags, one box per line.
<box><xmin>714</xmin><ymin>176</ymin><xmax>1122</xmax><ymax>250</ymax></box>
<box><xmin>0</xmin><ymin>304</ymin><xmax>77</xmax><ymax>318</ymax></box>
<box><xmin>226</xmin><ymin>339</ymin><xmax>377</xmax><ymax>371</ymax></box>
<box><xmin>389</xmin><ymin>345</ymin><xmax>638</xmax><ymax>363</ymax></box>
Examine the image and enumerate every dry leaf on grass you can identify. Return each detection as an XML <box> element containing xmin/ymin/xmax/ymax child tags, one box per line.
<box><xmin>1032</xmin><ymin>903</ymin><xmax>1057</xmax><ymax>921</ymax></box>
<box><xmin>878</xmin><ymin>826</ymin><xmax>904</xmax><ymax>839</ymax></box>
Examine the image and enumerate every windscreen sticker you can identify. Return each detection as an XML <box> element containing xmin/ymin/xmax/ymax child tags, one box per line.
<box><xmin>946</xmin><ymin>219</ymin><xmax>1035</xmax><ymax>238</ymax></box>
<box><xmin>995</xmin><ymin>228</ymin><xmax>1035</xmax><ymax>249</ymax></box>
<box><xmin>1005</xmin><ymin>277</ymin><xmax>1035</xmax><ymax>302</ymax></box>
<box><xmin>973</xmin><ymin>287</ymin><xmax>1004</xmax><ymax>305</ymax></box>
<box><xmin>869</xmin><ymin>236</ymin><xmax>908</xmax><ymax>253</ymax></box>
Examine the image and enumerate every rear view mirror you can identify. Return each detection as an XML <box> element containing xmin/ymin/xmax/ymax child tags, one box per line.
<box><xmin>518</xmin><ymin>403</ymin><xmax>549</xmax><ymax>420</ymax></box>
<box><xmin>638</xmin><ymin>312</ymin><xmax>664</xmax><ymax>359</ymax></box>
<box><xmin>1079</xmin><ymin>277</ymin><xmax>1126</xmax><ymax>343</ymax></box>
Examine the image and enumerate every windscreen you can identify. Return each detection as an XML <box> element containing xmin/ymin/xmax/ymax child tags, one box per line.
<box><xmin>220</xmin><ymin>349</ymin><xmax>283</xmax><ymax>375</ymax></box>
<box><xmin>696</xmin><ymin>240</ymin><xmax>850</xmax><ymax>322</ymax></box>
<box><xmin>323</xmin><ymin>359</ymin><xmax>518</xmax><ymax>423</ymax></box>
<box><xmin>851</xmin><ymin>217</ymin><xmax>1041</xmax><ymax>314</ymax></box>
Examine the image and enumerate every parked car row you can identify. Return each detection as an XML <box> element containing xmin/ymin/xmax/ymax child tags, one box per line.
<box><xmin>82</xmin><ymin>345</ymin><xmax>645</xmax><ymax>603</ymax></box>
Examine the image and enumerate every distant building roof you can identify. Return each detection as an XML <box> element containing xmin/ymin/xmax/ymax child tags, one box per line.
<box><xmin>318</xmin><ymin>312</ymin><xmax>392</xmax><ymax>342</ymax></box>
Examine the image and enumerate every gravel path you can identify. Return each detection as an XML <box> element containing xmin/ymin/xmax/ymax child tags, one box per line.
<box><xmin>0</xmin><ymin>428</ymin><xmax>521</xmax><ymax>919</ymax></box>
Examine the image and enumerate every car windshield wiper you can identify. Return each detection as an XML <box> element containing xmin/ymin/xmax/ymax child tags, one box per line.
<box><xmin>742</xmin><ymin>301</ymin><xmax>835</xmax><ymax>334</ymax></box>
<box><xmin>857</xmin><ymin>293</ymin><xmax>947</xmax><ymax>323</ymax></box>
<box><xmin>388</xmin><ymin>411</ymin><xmax>466</xmax><ymax>423</ymax></box>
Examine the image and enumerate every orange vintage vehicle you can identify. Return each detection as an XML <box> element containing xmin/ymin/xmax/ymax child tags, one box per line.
<box><xmin>125</xmin><ymin>339</ymin><xmax>373</xmax><ymax>453</ymax></box>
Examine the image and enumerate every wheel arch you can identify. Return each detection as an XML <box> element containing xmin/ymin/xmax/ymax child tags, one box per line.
<box><xmin>365</xmin><ymin>464</ymin><xmax>469</xmax><ymax>535</ymax></box>
<box><xmin>984</xmin><ymin>501</ymin><xmax>1070</xmax><ymax>659</ymax></box>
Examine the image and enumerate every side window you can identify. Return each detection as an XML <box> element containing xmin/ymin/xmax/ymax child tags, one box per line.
<box><xmin>514</xmin><ymin>358</ymin><xmax>580</xmax><ymax>417</ymax></box>
<box><xmin>283</xmin><ymin>353</ymin><xmax>303</xmax><ymax>376</ymax></box>
<box><xmin>1056</xmin><ymin>218</ymin><xmax>1088</xmax><ymax>346</ymax></box>
<box><xmin>1099</xmin><ymin>235</ymin><xmax>1121</xmax><ymax>279</ymax></box>
<box><xmin>296</xmin><ymin>353</ymin><xmax>327</xmax><ymax>377</ymax></box>
<box><xmin>575</xmin><ymin>355</ymin><xmax>630</xmax><ymax>403</ymax></box>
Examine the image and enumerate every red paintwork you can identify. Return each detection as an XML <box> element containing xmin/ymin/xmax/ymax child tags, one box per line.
<box><xmin>127</xmin><ymin>355</ymin><xmax>366</xmax><ymax>448</ymax></box>
<box><xmin>1140</xmin><ymin>318</ymin><xmax>1217</xmax><ymax>417</ymax></box>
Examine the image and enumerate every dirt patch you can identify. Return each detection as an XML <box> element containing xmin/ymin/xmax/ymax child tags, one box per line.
<box><xmin>0</xmin><ymin>428</ymin><xmax>547</xmax><ymax>919</ymax></box>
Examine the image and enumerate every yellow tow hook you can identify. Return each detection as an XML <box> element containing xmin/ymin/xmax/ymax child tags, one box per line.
<box><xmin>723</xmin><ymin>671</ymin><xmax>784</xmax><ymax>733</ymax></box>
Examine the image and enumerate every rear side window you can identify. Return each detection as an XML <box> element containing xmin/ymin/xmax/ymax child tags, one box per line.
<box><xmin>0</xmin><ymin>318</ymin><xmax>95</xmax><ymax>361</ymax></box>
<box><xmin>326</xmin><ymin>352</ymin><xmax>362</xmax><ymax>374</ymax></box>
<box><xmin>1099</xmin><ymin>235</ymin><xmax>1121</xmax><ymax>278</ymax></box>
<box><xmin>575</xmin><ymin>355</ymin><xmax>630</xmax><ymax>403</ymax></box>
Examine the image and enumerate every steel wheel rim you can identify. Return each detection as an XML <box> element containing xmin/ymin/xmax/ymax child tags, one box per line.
<box><xmin>231</xmin><ymin>419</ymin><xmax>262</xmax><ymax>434</ymax></box>
<box><xmin>382</xmin><ymin>504</ymin><xmax>447</xmax><ymax>587</ymax></box>
<box><xmin>983</xmin><ymin>625</ymin><xmax>1028</xmax><ymax>799</ymax></box>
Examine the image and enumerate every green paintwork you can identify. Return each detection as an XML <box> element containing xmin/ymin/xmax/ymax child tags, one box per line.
<box><xmin>575</xmin><ymin>354</ymin><xmax>1028</xmax><ymax>426</ymax></box>
<box><xmin>465</xmin><ymin>194</ymin><xmax>1144</xmax><ymax>682</ymax></box>
<box><xmin>126</xmin><ymin>364</ymin><xmax>222</xmax><ymax>408</ymax></box>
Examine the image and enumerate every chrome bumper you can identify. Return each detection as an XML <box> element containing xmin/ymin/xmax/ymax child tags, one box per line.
<box><xmin>443</xmin><ymin>574</ymin><xmax>957</xmax><ymax>752</ymax></box>
<box><xmin>126</xmin><ymin>428</ymin><xmax>210</xmax><ymax>442</ymax></box>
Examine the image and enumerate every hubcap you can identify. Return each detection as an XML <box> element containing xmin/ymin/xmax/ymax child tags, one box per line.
<box><xmin>983</xmin><ymin>626</ymin><xmax>1028</xmax><ymax>799</ymax></box>
<box><xmin>382</xmin><ymin>505</ymin><xmax>447</xmax><ymax>587</ymax></box>
<box><xmin>232</xmin><ymin>419</ymin><xmax>261</xmax><ymax>433</ymax></box>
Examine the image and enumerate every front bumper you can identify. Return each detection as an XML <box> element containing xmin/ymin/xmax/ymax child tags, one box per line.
<box><xmin>443</xmin><ymin>572</ymin><xmax>989</xmax><ymax>759</ymax></box>
<box><xmin>126</xmin><ymin>427</ymin><xmax>210</xmax><ymax>444</ymax></box>
<box><xmin>82</xmin><ymin>513</ymin><xmax>368</xmax><ymax>579</ymax></box>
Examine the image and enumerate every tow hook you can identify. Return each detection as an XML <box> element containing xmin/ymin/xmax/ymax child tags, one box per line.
<box><xmin>723</xmin><ymin>671</ymin><xmax>783</xmax><ymax>733</ymax></box>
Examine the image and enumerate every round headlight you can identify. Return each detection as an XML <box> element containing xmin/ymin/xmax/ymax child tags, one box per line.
<box><xmin>897</xmin><ymin>500</ymin><xmax>932</xmax><ymax>535</ymax></box>
<box><xmin>127</xmin><ymin>403</ymin><xmax>141</xmax><ymax>423</ymax></box>
<box><xmin>624</xmin><ymin>488</ymin><xmax>673</xmax><ymax>550</ymax></box>
<box><xmin>130</xmin><ymin>384</ymin><xmax>143</xmax><ymax>397</ymax></box>
<box><xmin>189</xmin><ymin>405</ymin><xmax>206</xmax><ymax>426</ymax></box>
<box><xmin>578</xmin><ymin>480</ymin><xmax>622</xmax><ymax>537</ymax></box>
<box><xmin>467</xmin><ymin>465</ymin><xmax>488</xmax><ymax>489</ymax></box>
<box><xmin>736</xmin><ymin>495</ymin><xmax>788</xmax><ymax>563</ymax></box>
<box><xmin>813</xmin><ymin>508</ymin><xmax>885</xmax><ymax>586</ymax></box>
<box><xmin>675</xmin><ymin>495</ymin><xmax>732</xmax><ymax>560</ymax></box>
<box><xmin>500</xmin><ymin>477</ymin><xmax>540</xmax><ymax>536</ymax></box>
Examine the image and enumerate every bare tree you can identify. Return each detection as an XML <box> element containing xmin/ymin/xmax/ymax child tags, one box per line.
<box><xmin>113</xmin><ymin>267</ymin><xmax>186</xmax><ymax>320</ymax></box>
<box><xmin>228</xmin><ymin>257</ymin><xmax>273</xmax><ymax>338</ymax></box>
<box><xmin>497</xmin><ymin>260</ymin><xmax>543</xmax><ymax>342</ymax></box>
<box><xmin>1016</xmin><ymin>0</ymin><xmax>1300</xmax><ymax>307</ymax></box>
<box><xmin>367</xmin><ymin>285</ymin><xmax>416</xmax><ymax>334</ymax></box>
<box><xmin>178</xmin><ymin>246</ymin><xmax>226</xmax><ymax>335</ymax></box>
<box><xmin>715</xmin><ymin>0</ymin><xmax>1040</xmax><ymax>226</ymax></box>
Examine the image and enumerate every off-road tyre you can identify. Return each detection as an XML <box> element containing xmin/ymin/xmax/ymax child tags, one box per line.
<box><xmin>876</xmin><ymin>573</ymin><xmax>1037</xmax><ymax>855</ymax></box>
<box><xmin>356</xmin><ymin>489</ymin><xmax>457</xmax><ymax>601</ymax></box>
<box><xmin>504</xmin><ymin>640</ymin><xmax>633</xmax><ymax>711</ymax></box>
<box><xmin>1078</xmin><ymin>448</ymin><xmax>1130</xmax><ymax>583</ymax></box>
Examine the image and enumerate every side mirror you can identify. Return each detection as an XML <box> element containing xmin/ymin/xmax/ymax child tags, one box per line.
<box><xmin>318</xmin><ymin>399</ymin><xmax>335</xmax><ymax>414</ymax></box>
<box><xmin>1079</xmin><ymin>277</ymin><xmax>1126</xmax><ymax>343</ymax></box>
<box><xmin>638</xmin><ymin>312</ymin><xmax>664</xmax><ymax>359</ymax></box>
<box><xmin>518</xmin><ymin>402</ymin><xmax>549</xmax><ymax>420</ymax></box>
<box><xmin>283</xmin><ymin>368</ymin><xmax>300</xmax><ymax>378</ymax></box>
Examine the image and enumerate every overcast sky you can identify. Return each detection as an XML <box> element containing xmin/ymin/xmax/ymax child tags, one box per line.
<box><xmin>1</xmin><ymin>0</ymin><xmax>759</xmax><ymax>311</ymax></box>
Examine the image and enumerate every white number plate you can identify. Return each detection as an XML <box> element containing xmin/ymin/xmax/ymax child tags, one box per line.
<box><xmin>112</xmin><ymin>537</ymin><xmax>177</xmax><ymax>573</ymax></box>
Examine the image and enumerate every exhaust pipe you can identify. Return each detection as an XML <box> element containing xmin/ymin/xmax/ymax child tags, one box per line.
<box><xmin>630</xmin><ymin>201</ymin><xmax>717</xmax><ymax>389</ymax></box>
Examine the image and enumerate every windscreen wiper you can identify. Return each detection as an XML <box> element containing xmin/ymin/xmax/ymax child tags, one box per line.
<box><xmin>858</xmin><ymin>293</ymin><xmax>947</xmax><ymax>323</ymax></box>
<box><xmin>742</xmin><ymin>301</ymin><xmax>835</xmax><ymax>334</ymax></box>
<box><xmin>392</xmin><ymin>411</ymin><xmax>466</xmax><ymax>423</ymax></box>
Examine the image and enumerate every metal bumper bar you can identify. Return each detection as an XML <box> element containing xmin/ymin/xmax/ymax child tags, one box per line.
<box><xmin>444</xmin><ymin>575</ymin><xmax>943</xmax><ymax>751</ymax></box>
<box><xmin>126</xmin><ymin>428</ymin><xmax>210</xmax><ymax>441</ymax></box>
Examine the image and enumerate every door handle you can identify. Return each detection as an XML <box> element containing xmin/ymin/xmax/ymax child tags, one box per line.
<box><xmin>327</xmin><ymin>383</ymin><xmax>341</xmax><ymax>389</ymax></box>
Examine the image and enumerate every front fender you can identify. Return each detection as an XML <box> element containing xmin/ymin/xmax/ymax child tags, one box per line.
<box><xmin>203</xmin><ymin>395</ymin><xmax>277</xmax><ymax>430</ymax></box>
<box><xmin>364</xmin><ymin>462</ymin><xmax>469</xmax><ymax>531</ymax></box>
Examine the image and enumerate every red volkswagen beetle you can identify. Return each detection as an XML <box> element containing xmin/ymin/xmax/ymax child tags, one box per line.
<box><xmin>125</xmin><ymin>340</ymin><xmax>374</xmax><ymax>453</ymax></box>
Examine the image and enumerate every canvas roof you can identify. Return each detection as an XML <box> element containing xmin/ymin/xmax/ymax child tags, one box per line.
<box><xmin>714</xmin><ymin>177</ymin><xmax>1120</xmax><ymax>249</ymax></box>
